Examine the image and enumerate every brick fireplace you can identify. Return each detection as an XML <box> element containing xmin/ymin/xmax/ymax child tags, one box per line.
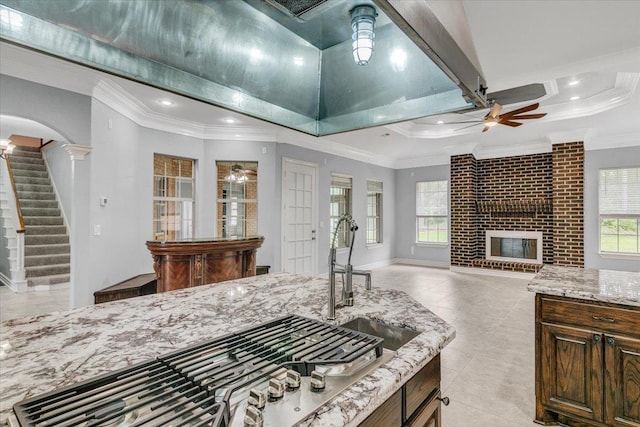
<box><xmin>450</xmin><ymin>141</ymin><xmax>584</xmax><ymax>273</ymax></box>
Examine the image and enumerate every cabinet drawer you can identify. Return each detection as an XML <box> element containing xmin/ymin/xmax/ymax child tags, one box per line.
<box><xmin>540</xmin><ymin>296</ymin><xmax>640</xmax><ymax>337</ymax></box>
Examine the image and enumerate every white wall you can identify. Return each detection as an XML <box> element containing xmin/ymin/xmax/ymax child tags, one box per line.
<box><xmin>585</xmin><ymin>146</ymin><xmax>640</xmax><ymax>271</ymax></box>
<box><xmin>394</xmin><ymin>164</ymin><xmax>450</xmax><ymax>266</ymax></box>
<box><xmin>275</xmin><ymin>143</ymin><xmax>396</xmax><ymax>274</ymax></box>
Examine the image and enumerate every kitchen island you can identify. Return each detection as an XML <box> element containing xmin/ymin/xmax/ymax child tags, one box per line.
<box><xmin>0</xmin><ymin>272</ymin><xmax>455</xmax><ymax>426</ymax></box>
<box><xmin>528</xmin><ymin>265</ymin><xmax>640</xmax><ymax>427</ymax></box>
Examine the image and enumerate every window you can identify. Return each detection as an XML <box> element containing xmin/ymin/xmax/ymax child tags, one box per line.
<box><xmin>153</xmin><ymin>154</ymin><xmax>195</xmax><ymax>240</ymax></box>
<box><xmin>416</xmin><ymin>180</ymin><xmax>448</xmax><ymax>244</ymax></box>
<box><xmin>217</xmin><ymin>161</ymin><xmax>258</xmax><ymax>238</ymax></box>
<box><xmin>330</xmin><ymin>174</ymin><xmax>352</xmax><ymax>249</ymax></box>
<box><xmin>366</xmin><ymin>180</ymin><xmax>383</xmax><ymax>245</ymax></box>
<box><xmin>599</xmin><ymin>167</ymin><xmax>640</xmax><ymax>254</ymax></box>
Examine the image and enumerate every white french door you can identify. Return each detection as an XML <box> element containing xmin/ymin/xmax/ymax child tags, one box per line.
<box><xmin>281</xmin><ymin>158</ymin><xmax>317</xmax><ymax>274</ymax></box>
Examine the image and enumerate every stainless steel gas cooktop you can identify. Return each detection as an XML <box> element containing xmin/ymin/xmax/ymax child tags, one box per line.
<box><xmin>13</xmin><ymin>315</ymin><xmax>393</xmax><ymax>427</ymax></box>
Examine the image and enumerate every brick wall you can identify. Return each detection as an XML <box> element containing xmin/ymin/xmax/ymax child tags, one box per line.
<box><xmin>450</xmin><ymin>142</ymin><xmax>584</xmax><ymax>271</ymax></box>
<box><xmin>476</xmin><ymin>153</ymin><xmax>553</xmax><ymax>263</ymax></box>
<box><xmin>450</xmin><ymin>154</ymin><xmax>476</xmax><ymax>267</ymax></box>
<box><xmin>552</xmin><ymin>142</ymin><xmax>584</xmax><ymax>266</ymax></box>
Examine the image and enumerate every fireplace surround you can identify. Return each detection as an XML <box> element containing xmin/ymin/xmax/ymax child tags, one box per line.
<box><xmin>486</xmin><ymin>230</ymin><xmax>543</xmax><ymax>264</ymax></box>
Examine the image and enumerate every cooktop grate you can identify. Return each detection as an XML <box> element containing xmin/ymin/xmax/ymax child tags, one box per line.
<box><xmin>13</xmin><ymin>315</ymin><xmax>384</xmax><ymax>427</ymax></box>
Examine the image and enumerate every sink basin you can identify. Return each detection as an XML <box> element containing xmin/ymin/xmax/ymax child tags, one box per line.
<box><xmin>340</xmin><ymin>318</ymin><xmax>421</xmax><ymax>351</ymax></box>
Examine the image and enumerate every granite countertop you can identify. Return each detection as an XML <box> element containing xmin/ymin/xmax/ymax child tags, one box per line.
<box><xmin>0</xmin><ymin>272</ymin><xmax>455</xmax><ymax>426</ymax></box>
<box><xmin>527</xmin><ymin>265</ymin><xmax>640</xmax><ymax>307</ymax></box>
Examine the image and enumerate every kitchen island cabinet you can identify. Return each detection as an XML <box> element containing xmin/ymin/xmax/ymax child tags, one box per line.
<box><xmin>528</xmin><ymin>265</ymin><xmax>640</xmax><ymax>427</ymax></box>
<box><xmin>0</xmin><ymin>273</ymin><xmax>454</xmax><ymax>426</ymax></box>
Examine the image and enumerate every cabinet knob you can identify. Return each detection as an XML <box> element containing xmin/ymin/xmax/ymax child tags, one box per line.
<box><xmin>437</xmin><ymin>396</ymin><xmax>450</xmax><ymax>406</ymax></box>
<box><xmin>607</xmin><ymin>337</ymin><xmax>615</xmax><ymax>345</ymax></box>
<box><xmin>594</xmin><ymin>335</ymin><xmax>601</xmax><ymax>342</ymax></box>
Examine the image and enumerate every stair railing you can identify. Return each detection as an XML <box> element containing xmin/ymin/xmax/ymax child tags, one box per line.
<box><xmin>1</xmin><ymin>156</ymin><xmax>26</xmax><ymax>288</ymax></box>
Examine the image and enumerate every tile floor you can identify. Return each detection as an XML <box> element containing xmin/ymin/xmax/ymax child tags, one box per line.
<box><xmin>0</xmin><ymin>265</ymin><xmax>537</xmax><ymax>426</ymax></box>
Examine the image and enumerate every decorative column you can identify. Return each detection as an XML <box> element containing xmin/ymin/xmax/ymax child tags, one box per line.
<box><xmin>450</xmin><ymin>153</ymin><xmax>477</xmax><ymax>267</ymax></box>
<box><xmin>62</xmin><ymin>144</ymin><xmax>92</xmax><ymax>308</ymax></box>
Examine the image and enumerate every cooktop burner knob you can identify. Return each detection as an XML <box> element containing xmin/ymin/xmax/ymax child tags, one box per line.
<box><xmin>244</xmin><ymin>405</ymin><xmax>263</xmax><ymax>427</ymax></box>
<box><xmin>267</xmin><ymin>377</ymin><xmax>285</xmax><ymax>402</ymax></box>
<box><xmin>248</xmin><ymin>388</ymin><xmax>266</xmax><ymax>409</ymax></box>
<box><xmin>310</xmin><ymin>370</ymin><xmax>326</xmax><ymax>392</ymax></box>
<box><xmin>286</xmin><ymin>369</ymin><xmax>301</xmax><ymax>391</ymax></box>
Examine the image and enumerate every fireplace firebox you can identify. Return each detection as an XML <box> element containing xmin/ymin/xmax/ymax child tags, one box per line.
<box><xmin>486</xmin><ymin>230</ymin><xmax>543</xmax><ymax>264</ymax></box>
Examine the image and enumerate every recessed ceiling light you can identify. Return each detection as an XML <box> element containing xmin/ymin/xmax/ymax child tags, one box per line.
<box><xmin>158</xmin><ymin>99</ymin><xmax>174</xmax><ymax>106</ymax></box>
<box><xmin>568</xmin><ymin>80</ymin><xmax>580</xmax><ymax>86</ymax></box>
<box><xmin>224</xmin><ymin>118</ymin><xmax>237</xmax><ymax>124</ymax></box>
<box><xmin>570</xmin><ymin>96</ymin><xmax>580</xmax><ymax>101</ymax></box>
<box><xmin>436</xmin><ymin>120</ymin><xmax>444</xmax><ymax>125</ymax></box>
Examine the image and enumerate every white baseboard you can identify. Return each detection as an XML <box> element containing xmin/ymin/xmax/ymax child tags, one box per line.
<box><xmin>355</xmin><ymin>258</ymin><xmax>396</xmax><ymax>271</ymax></box>
<box><xmin>449</xmin><ymin>266</ymin><xmax>536</xmax><ymax>280</ymax></box>
<box><xmin>0</xmin><ymin>271</ymin><xmax>27</xmax><ymax>292</ymax></box>
<box><xmin>392</xmin><ymin>258</ymin><xmax>450</xmax><ymax>269</ymax></box>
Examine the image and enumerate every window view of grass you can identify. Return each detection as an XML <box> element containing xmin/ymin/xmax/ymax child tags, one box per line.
<box><xmin>417</xmin><ymin>217</ymin><xmax>448</xmax><ymax>243</ymax></box>
<box><xmin>600</xmin><ymin>217</ymin><xmax>639</xmax><ymax>254</ymax></box>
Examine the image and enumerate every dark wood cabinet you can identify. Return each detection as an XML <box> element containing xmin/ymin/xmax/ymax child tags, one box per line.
<box><xmin>535</xmin><ymin>294</ymin><xmax>640</xmax><ymax>426</ymax></box>
<box><xmin>407</xmin><ymin>392</ymin><xmax>441</xmax><ymax>427</ymax></box>
<box><xmin>604</xmin><ymin>334</ymin><xmax>640</xmax><ymax>427</ymax></box>
<box><xmin>539</xmin><ymin>323</ymin><xmax>603</xmax><ymax>421</ymax></box>
<box><xmin>359</xmin><ymin>354</ymin><xmax>444</xmax><ymax>427</ymax></box>
<box><xmin>146</xmin><ymin>237</ymin><xmax>264</xmax><ymax>292</ymax></box>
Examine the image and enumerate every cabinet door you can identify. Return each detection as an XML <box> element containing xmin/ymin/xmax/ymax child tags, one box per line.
<box><xmin>359</xmin><ymin>390</ymin><xmax>402</xmax><ymax>427</ymax></box>
<box><xmin>406</xmin><ymin>393</ymin><xmax>441</xmax><ymax>427</ymax></box>
<box><xmin>604</xmin><ymin>334</ymin><xmax>640</xmax><ymax>427</ymax></box>
<box><xmin>541</xmin><ymin>323</ymin><xmax>604</xmax><ymax>422</ymax></box>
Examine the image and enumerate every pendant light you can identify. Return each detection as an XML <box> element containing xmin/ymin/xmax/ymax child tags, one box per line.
<box><xmin>351</xmin><ymin>5</ymin><xmax>377</xmax><ymax>66</ymax></box>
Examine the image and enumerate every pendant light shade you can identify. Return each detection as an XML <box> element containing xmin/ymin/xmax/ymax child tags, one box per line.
<box><xmin>351</xmin><ymin>5</ymin><xmax>377</xmax><ymax>66</ymax></box>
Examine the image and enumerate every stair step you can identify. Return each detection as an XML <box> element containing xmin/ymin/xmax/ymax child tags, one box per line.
<box><xmin>24</xmin><ymin>243</ymin><xmax>70</xmax><ymax>256</ymax></box>
<box><xmin>16</xmin><ymin>191</ymin><xmax>55</xmax><ymax>201</ymax></box>
<box><xmin>24</xmin><ymin>216</ymin><xmax>64</xmax><ymax>226</ymax></box>
<box><xmin>21</xmin><ymin>207</ymin><xmax>61</xmax><ymax>217</ymax></box>
<box><xmin>20</xmin><ymin>199</ymin><xmax>59</xmax><ymax>209</ymax></box>
<box><xmin>25</xmin><ymin>263</ymin><xmax>71</xmax><ymax>278</ymax></box>
<box><xmin>16</xmin><ymin>183</ymin><xmax>53</xmax><ymax>193</ymax></box>
<box><xmin>8</xmin><ymin>156</ymin><xmax>45</xmax><ymax>166</ymax></box>
<box><xmin>11</xmin><ymin>168</ymin><xmax>48</xmax><ymax>178</ymax></box>
<box><xmin>25</xmin><ymin>253</ymin><xmax>70</xmax><ymax>267</ymax></box>
<box><xmin>12</xmin><ymin>146</ymin><xmax>41</xmax><ymax>153</ymax></box>
<box><xmin>25</xmin><ymin>234</ymin><xmax>69</xmax><ymax>245</ymax></box>
<box><xmin>13</xmin><ymin>176</ymin><xmax>51</xmax><ymax>185</ymax></box>
<box><xmin>9</xmin><ymin>163</ymin><xmax>47</xmax><ymax>173</ymax></box>
<box><xmin>25</xmin><ymin>225</ymin><xmax>67</xmax><ymax>235</ymax></box>
<box><xmin>27</xmin><ymin>274</ymin><xmax>70</xmax><ymax>287</ymax></box>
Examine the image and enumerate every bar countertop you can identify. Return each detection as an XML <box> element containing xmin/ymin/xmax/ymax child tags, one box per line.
<box><xmin>0</xmin><ymin>272</ymin><xmax>455</xmax><ymax>426</ymax></box>
<box><xmin>527</xmin><ymin>264</ymin><xmax>640</xmax><ymax>307</ymax></box>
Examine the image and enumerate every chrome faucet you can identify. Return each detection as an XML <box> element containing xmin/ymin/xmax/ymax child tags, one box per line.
<box><xmin>328</xmin><ymin>214</ymin><xmax>372</xmax><ymax>321</ymax></box>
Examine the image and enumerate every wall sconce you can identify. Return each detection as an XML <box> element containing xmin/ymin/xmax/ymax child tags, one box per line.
<box><xmin>0</xmin><ymin>138</ymin><xmax>15</xmax><ymax>159</ymax></box>
<box><xmin>226</xmin><ymin>164</ymin><xmax>247</xmax><ymax>183</ymax></box>
<box><xmin>351</xmin><ymin>5</ymin><xmax>377</xmax><ymax>66</ymax></box>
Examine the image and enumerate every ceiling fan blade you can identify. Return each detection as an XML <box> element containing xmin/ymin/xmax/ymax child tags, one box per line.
<box><xmin>486</xmin><ymin>103</ymin><xmax>502</xmax><ymax>119</ymax></box>
<box><xmin>454</xmin><ymin>123</ymin><xmax>482</xmax><ymax>132</ymax></box>
<box><xmin>504</xmin><ymin>113</ymin><xmax>547</xmax><ymax>120</ymax></box>
<box><xmin>501</xmin><ymin>102</ymin><xmax>540</xmax><ymax>117</ymax></box>
<box><xmin>499</xmin><ymin>120</ymin><xmax>523</xmax><ymax>127</ymax></box>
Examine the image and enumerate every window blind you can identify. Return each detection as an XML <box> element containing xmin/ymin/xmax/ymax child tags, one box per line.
<box><xmin>331</xmin><ymin>174</ymin><xmax>352</xmax><ymax>189</ymax></box>
<box><xmin>367</xmin><ymin>180</ymin><xmax>383</xmax><ymax>193</ymax></box>
<box><xmin>599</xmin><ymin>167</ymin><xmax>640</xmax><ymax>215</ymax></box>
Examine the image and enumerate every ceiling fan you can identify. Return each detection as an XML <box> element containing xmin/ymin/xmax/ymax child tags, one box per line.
<box><xmin>448</xmin><ymin>102</ymin><xmax>547</xmax><ymax>133</ymax></box>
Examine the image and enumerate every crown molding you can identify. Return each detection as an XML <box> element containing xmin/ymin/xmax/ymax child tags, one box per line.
<box><xmin>276</xmin><ymin>129</ymin><xmax>396</xmax><ymax>169</ymax></box>
<box><xmin>585</xmin><ymin>132</ymin><xmax>640</xmax><ymax>151</ymax></box>
<box><xmin>92</xmin><ymin>80</ymin><xmax>277</xmax><ymax>142</ymax></box>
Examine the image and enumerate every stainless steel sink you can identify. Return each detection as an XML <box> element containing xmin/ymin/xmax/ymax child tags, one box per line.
<box><xmin>340</xmin><ymin>318</ymin><xmax>421</xmax><ymax>351</ymax></box>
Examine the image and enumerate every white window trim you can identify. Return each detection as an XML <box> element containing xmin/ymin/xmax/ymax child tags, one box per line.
<box><xmin>366</xmin><ymin>179</ymin><xmax>383</xmax><ymax>246</ymax></box>
<box><xmin>330</xmin><ymin>172</ymin><xmax>353</xmax><ymax>249</ymax></box>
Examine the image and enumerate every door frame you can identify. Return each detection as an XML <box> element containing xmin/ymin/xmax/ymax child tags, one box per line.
<box><xmin>281</xmin><ymin>157</ymin><xmax>319</xmax><ymax>275</ymax></box>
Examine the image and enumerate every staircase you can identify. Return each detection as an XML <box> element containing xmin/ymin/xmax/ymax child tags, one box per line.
<box><xmin>9</xmin><ymin>146</ymin><xmax>70</xmax><ymax>288</ymax></box>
